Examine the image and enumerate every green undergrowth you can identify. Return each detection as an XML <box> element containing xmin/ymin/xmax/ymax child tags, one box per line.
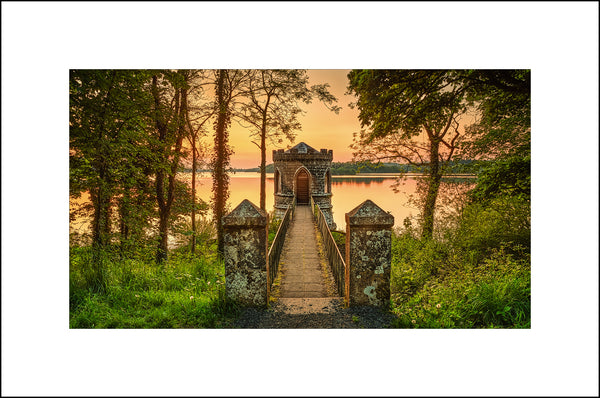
<box><xmin>391</xmin><ymin>237</ymin><xmax>530</xmax><ymax>328</ymax></box>
<box><xmin>268</xmin><ymin>213</ymin><xmax>282</xmax><ymax>247</ymax></box>
<box><xmin>390</xmin><ymin>194</ymin><xmax>530</xmax><ymax>329</ymax></box>
<box><xmin>69</xmin><ymin>244</ymin><xmax>240</xmax><ymax>328</ymax></box>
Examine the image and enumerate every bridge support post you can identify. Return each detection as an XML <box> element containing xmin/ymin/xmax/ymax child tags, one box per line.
<box><xmin>222</xmin><ymin>199</ymin><xmax>268</xmax><ymax>307</ymax></box>
<box><xmin>345</xmin><ymin>200</ymin><xmax>394</xmax><ymax>306</ymax></box>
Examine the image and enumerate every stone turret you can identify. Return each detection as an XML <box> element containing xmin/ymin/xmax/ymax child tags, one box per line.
<box><xmin>272</xmin><ymin>142</ymin><xmax>336</xmax><ymax>229</ymax></box>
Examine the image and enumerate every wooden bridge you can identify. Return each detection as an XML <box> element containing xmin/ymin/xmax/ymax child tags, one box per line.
<box><xmin>268</xmin><ymin>198</ymin><xmax>346</xmax><ymax>304</ymax></box>
<box><xmin>223</xmin><ymin>197</ymin><xmax>394</xmax><ymax>308</ymax></box>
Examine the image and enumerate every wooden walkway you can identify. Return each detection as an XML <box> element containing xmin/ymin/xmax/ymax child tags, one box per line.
<box><xmin>233</xmin><ymin>204</ymin><xmax>396</xmax><ymax>327</ymax></box>
<box><xmin>276</xmin><ymin>205</ymin><xmax>337</xmax><ymax>299</ymax></box>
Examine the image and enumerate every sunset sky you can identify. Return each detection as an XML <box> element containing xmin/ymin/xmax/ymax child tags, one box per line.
<box><xmin>228</xmin><ymin>69</ymin><xmax>360</xmax><ymax>168</ymax></box>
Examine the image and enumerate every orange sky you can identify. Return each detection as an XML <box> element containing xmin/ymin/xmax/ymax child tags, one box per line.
<box><xmin>228</xmin><ymin>69</ymin><xmax>360</xmax><ymax>168</ymax></box>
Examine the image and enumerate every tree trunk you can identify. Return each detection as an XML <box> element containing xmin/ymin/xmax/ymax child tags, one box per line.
<box><xmin>421</xmin><ymin>140</ymin><xmax>442</xmax><ymax>239</ymax></box>
<box><xmin>260</xmin><ymin>117</ymin><xmax>267</xmax><ymax>211</ymax></box>
<box><xmin>119</xmin><ymin>192</ymin><xmax>130</xmax><ymax>255</ymax></box>
<box><xmin>259</xmin><ymin>96</ymin><xmax>271</xmax><ymax>211</ymax></box>
<box><xmin>213</xmin><ymin>70</ymin><xmax>230</xmax><ymax>258</ymax></box>
<box><xmin>156</xmin><ymin>211</ymin><xmax>169</xmax><ymax>263</ymax></box>
<box><xmin>158</xmin><ymin>81</ymin><xmax>188</xmax><ymax>264</ymax></box>
<box><xmin>191</xmin><ymin>133</ymin><xmax>197</xmax><ymax>254</ymax></box>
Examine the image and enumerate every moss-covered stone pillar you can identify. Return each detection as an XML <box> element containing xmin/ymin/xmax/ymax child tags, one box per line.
<box><xmin>222</xmin><ymin>199</ymin><xmax>268</xmax><ymax>307</ymax></box>
<box><xmin>345</xmin><ymin>200</ymin><xmax>394</xmax><ymax>306</ymax></box>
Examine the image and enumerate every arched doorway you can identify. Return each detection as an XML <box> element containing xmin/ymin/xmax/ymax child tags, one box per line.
<box><xmin>296</xmin><ymin>169</ymin><xmax>310</xmax><ymax>204</ymax></box>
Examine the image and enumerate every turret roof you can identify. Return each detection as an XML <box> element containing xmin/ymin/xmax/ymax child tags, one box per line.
<box><xmin>285</xmin><ymin>142</ymin><xmax>319</xmax><ymax>154</ymax></box>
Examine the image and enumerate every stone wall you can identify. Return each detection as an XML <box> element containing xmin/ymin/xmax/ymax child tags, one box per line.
<box><xmin>273</xmin><ymin>145</ymin><xmax>336</xmax><ymax>229</ymax></box>
<box><xmin>222</xmin><ymin>199</ymin><xmax>268</xmax><ymax>307</ymax></box>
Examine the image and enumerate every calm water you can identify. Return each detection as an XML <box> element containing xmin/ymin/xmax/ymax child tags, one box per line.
<box><xmin>70</xmin><ymin>172</ymin><xmax>475</xmax><ymax>236</ymax></box>
<box><xmin>180</xmin><ymin>172</ymin><xmax>473</xmax><ymax>231</ymax></box>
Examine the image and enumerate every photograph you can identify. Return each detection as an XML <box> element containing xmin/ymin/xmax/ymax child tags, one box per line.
<box><xmin>3</xmin><ymin>2</ymin><xmax>597</xmax><ymax>396</ymax></box>
<box><xmin>69</xmin><ymin>69</ymin><xmax>531</xmax><ymax>329</ymax></box>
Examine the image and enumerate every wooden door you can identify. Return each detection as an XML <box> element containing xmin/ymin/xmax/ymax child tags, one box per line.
<box><xmin>296</xmin><ymin>170</ymin><xmax>309</xmax><ymax>204</ymax></box>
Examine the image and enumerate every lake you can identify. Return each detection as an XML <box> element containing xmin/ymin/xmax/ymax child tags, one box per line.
<box><xmin>70</xmin><ymin>172</ymin><xmax>475</xmax><ymax>239</ymax></box>
<box><xmin>179</xmin><ymin>172</ymin><xmax>475</xmax><ymax>231</ymax></box>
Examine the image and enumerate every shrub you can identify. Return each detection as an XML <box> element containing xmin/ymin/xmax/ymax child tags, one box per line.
<box><xmin>391</xmin><ymin>246</ymin><xmax>530</xmax><ymax>328</ymax></box>
<box><xmin>450</xmin><ymin>195</ymin><xmax>530</xmax><ymax>263</ymax></box>
<box><xmin>391</xmin><ymin>233</ymin><xmax>452</xmax><ymax>297</ymax></box>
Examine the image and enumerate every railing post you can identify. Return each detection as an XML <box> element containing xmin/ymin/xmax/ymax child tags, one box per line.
<box><xmin>345</xmin><ymin>200</ymin><xmax>394</xmax><ymax>306</ymax></box>
<box><xmin>222</xmin><ymin>199</ymin><xmax>268</xmax><ymax>307</ymax></box>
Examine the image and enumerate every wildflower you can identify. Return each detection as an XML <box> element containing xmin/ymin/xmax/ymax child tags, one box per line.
<box><xmin>207</xmin><ymin>281</ymin><xmax>211</xmax><ymax>285</ymax></box>
<box><xmin>411</xmin><ymin>319</ymin><xmax>416</xmax><ymax>324</ymax></box>
<box><xmin>135</xmin><ymin>294</ymin><xmax>140</xmax><ymax>298</ymax></box>
<box><xmin>436</xmin><ymin>303</ymin><xmax>442</xmax><ymax>309</ymax></box>
<box><xmin>190</xmin><ymin>296</ymin><xmax>194</xmax><ymax>300</ymax></box>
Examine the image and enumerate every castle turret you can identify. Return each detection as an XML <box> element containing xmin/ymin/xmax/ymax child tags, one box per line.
<box><xmin>272</xmin><ymin>142</ymin><xmax>336</xmax><ymax>229</ymax></box>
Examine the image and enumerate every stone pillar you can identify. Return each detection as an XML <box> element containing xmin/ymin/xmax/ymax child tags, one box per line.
<box><xmin>345</xmin><ymin>200</ymin><xmax>394</xmax><ymax>306</ymax></box>
<box><xmin>222</xmin><ymin>199</ymin><xmax>268</xmax><ymax>307</ymax></box>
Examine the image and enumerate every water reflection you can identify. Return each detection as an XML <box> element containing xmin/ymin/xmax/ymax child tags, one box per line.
<box><xmin>71</xmin><ymin>172</ymin><xmax>475</xmax><ymax>236</ymax></box>
<box><xmin>332</xmin><ymin>177</ymin><xmax>388</xmax><ymax>187</ymax></box>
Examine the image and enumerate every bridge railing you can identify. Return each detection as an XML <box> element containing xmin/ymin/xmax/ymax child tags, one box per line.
<box><xmin>312</xmin><ymin>197</ymin><xmax>347</xmax><ymax>300</ymax></box>
<box><xmin>267</xmin><ymin>198</ymin><xmax>295</xmax><ymax>288</ymax></box>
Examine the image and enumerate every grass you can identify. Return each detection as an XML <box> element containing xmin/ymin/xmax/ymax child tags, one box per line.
<box><xmin>389</xmin><ymin>232</ymin><xmax>530</xmax><ymax>329</ymax></box>
<box><xmin>388</xmin><ymin>192</ymin><xmax>530</xmax><ymax>329</ymax></box>
<box><xmin>69</xmin><ymin>244</ymin><xmax>240</xmax><ymax>328</ymax></box>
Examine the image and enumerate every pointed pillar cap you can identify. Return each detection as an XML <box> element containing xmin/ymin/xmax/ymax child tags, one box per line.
<box><xmin>222</xmin><ymin>199</ymin><xmax>267</xmax><ymax>227</ymax></box>
<box><xmin>346</xmin><ymin>199</ymin><xmax>394</xmax><ymax>227</ymax></box>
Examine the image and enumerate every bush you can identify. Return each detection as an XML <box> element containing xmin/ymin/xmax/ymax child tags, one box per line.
<box><xmin>391</xmin><ymin>233</ymin><xmax>452</xmax><ymax>297</ymax></box>
<box><xmin>391</xmin><ymin>245</ymin><xmax>530</xmax><ymax>328</ymax></box>
<box><xmin>450</xmin><ymin>195</ymin><xmax>530</xmax><ymax>263</ymax></box>
<box><xmin>268</xmin><ymin>212</ymin><xmax>282</xmax><ymax>245</ymax></box>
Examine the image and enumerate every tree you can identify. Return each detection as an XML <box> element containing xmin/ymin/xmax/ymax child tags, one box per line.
<box><xmin>184</xmin><ymin>70</ymin><xmax>214</xmax><ymax>254</ymax></box>
<box><xmin>237</xmin><ymin>70</ymin><xmax>340</xmax><ymax>210</ymax></box>
<box><xmin>457</xmin><ymin>69</ymin><xmax>531</xmax><ymax>160</ymax></box>
<box><xmin>454</xmin><ymin>70</ymin><xmax>531</xmax><ymax>210</ymax></box>
<box><xmin>211</xmin><ymin>69</ymin><xmax>249</xmax><ymax>257</ymax></box>
<box><xmin>151</xmin><ymin>70</ymin><xmax>190</xmax><ymax>264</ymax></box>
<box><xmin>347</xmin><ymin>70</ymin><xmax>468</xmax><ymax>239</ymax></box>
<box><xmin>70</xmin><ymin>69</ymin><xmax>153</xmax><ymax>288</ymax></box>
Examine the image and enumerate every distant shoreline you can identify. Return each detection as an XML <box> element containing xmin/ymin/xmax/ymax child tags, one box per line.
<box><xmin>181</xmin><ymin>170</ymin><xmax>477</xmax><ymax>178</ymax></box>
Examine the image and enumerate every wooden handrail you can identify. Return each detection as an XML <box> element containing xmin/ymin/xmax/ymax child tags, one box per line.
<box><xmin>312</xmin><ymin>198</ymin><xmax>347</xmax><ymax>302</ymax></box>
<box><xmin>267</xmin><ymin>198</ymin><xmax>296</xmax><ymax>291</ymax></box>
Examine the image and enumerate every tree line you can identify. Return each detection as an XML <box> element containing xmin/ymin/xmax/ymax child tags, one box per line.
<box><xmin>235</xmin><ymin>159</ymin><xmax>478</xmax><ymax>175</ymax></box>
<box><xmin>70</xmin><ymin>69</ymin><xmax>338</xmax><ymax>291</ymax></box>
<box><xmin>70</xmin><ymin>68</ymin><xmax>529</xmax><ymax>291</ymax></box>
<box><xmin>347</xmin><ymin>69</ymin><xmax>530</xmax><ymax>239</ymax></box>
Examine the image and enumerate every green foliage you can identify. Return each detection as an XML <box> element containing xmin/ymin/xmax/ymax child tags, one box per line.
<box><xmin>392</xmin><ymin>238</ymin><xmax>531</xmax><ymax>328</ymax></box>
<box><xmin>348</xmin><ymin>70</ymin><xmax>467</xmax><ymax>139</ymax></box>
<box><xmin>268</xmin><ymin>214</ymin><xmax>282</xmax><ymax>246</ymax></box>
<box><xmin>457</xmin><ymin>69</ymin><xmax>530</xmax><ymax>160</ymax></box>
<box><xmin>327</xmin><ymin>160</ymin><xmax>478</xmax><ymax>175</ymax></box>
<box><xmin>69</xmin><ymin>245</ymin><xmax>239</xmax><ymax>328</ymax></box>
<box><xmin>451</xmin><ymin>196</ymin><xmax>530</xmax><ymax>263</ymax></box>
<box><xmin>391</xmin><ymin>185</ymin><xmax>530</xmax><ymax>328</ymax></box>
<box><xmin>171</xmin><ymin>215</ymin><xmax>216</xmax><ymax>254</ymax></box>
<box><xmin>347</xmin><ymin>70</ymin><xmax>470</xmax><ymax>239</ymax></box>
<box><xmin>330</xmin><ymin>231</ymin><xmax>345</xmax><ymax>246</ymax></box>
<box><xmin>469</xmin><ymin>155</ymin><xmax>530</xmax><ymax>203</ymax></box>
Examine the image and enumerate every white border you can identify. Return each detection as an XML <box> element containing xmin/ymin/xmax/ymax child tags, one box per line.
<box><xmin>2</xmin><ymin>2</ymin><xmax>598</xmax><ymax>396</ymax></box>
